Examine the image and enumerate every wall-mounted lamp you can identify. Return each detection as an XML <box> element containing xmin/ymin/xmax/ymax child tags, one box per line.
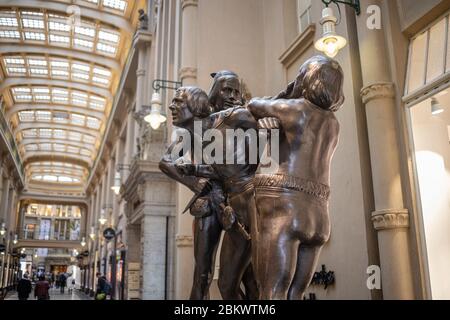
<box><xmin>315</xmin><ymin>0</ymin><xmax>360</xmax><ymax>58</ymax></box>
<box><xmin>81</xmin><ymin>237</ymin><xmax>86</xmax><ymax>247</ymax></box>
<box><xmin>111</xmin><ymin>171</ymin><xmax>121</xmax><ymax>195</ymax></box>
<box><xmin>99</xmin><ymin>209</ymin><xmax>107</xmax><ymax>225</ymax></box>
<box><xmin>143</xmin><ymin>79</ymin><xmax>182</xmax><ymax>130</ymax></box>
<box><xmin>89</xmin><ymin>226</ymin><xmax>96</xmax><ymax>240</ymax></box>
<box><xmin>0</xmin><ymin>222</ymin><xmax>6</xmax><ymax>236</ymax></box>
<box><xmin>13</xmin><ymin>233</ymin><xmax>18</xmax><ymax>244</ymax></box>
<box><xmin>431</xmin><ymin>97</ymin><xmax>444</xmax><ymax>115</ymax></box>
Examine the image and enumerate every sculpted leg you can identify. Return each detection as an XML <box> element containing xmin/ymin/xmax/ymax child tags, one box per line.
<box><xmin>241</xmin><ymin>262</ymin><xmax>258</xmax><ymax>300</ymax></box>
<box><xmin>218</xmin><ymin>229</ymin><xmax>251</xmax><ymax>300</ymax></box>
<box><xmin>287</xmin><ymin>245</ymin><xmax>323</xmax><ymax>300</ymax></box>
<box><xmin>190</xmin><ymin>212</ymin><xmax>222</xmax><ymax>300</ymax></box>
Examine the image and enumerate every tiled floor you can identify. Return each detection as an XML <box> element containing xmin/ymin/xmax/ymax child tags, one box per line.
<box><xmin>4</xmin><ymin>287</ymin><xmax>92</xmax><ymax>300</ymax></box>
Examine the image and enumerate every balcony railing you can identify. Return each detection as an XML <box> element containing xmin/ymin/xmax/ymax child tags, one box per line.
<box><xmin>20</xmin><ymin>229</ymin><xmax>80</xmax><ymax>241</ymax></box>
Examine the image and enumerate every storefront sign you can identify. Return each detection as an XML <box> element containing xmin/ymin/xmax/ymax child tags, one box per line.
<box><xmin>103</xmin><ymin>228</ymin><xmax>116</xmax><ymax>241</ymax></box>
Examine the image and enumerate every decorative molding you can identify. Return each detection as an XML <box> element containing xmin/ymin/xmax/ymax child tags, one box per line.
<box><xmin>136</xmin><ymin>69</ymin><xmax>146</xmax><ymax>77</ymax></box>
<box><xmin>279</xmin><ymin>24</ymin><xmax>315</xmax><ymax>69</ymax></box>
<box><xmin>176</xmin><ymin>235</ymin><xmax>193</xmax><ymax>247</ymax></box>
<box><xmin>181</xmin><ymin>0</ymin><xmax>198</xmax><ymax>10</ymax></box>
<box><xmin>179</xmin><ymin>67</ymin><xmax>197</xmax><ymax>82</ymax></box>
<box><xmin>371</xmin><ymin>209</ymin><xmax>409</xmax><ymax>231</ymax></box>
<box><xmin>361</xmin><ymin>82</ymin><xmax>395</xmax><ymax>104</ymax></box>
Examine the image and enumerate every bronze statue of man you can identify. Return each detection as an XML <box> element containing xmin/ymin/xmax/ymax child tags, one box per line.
<box><xmin>159</xmin><ymin>71</ymin><xmax>258</xmax><ymax>300</ymax></box>
<box><xmin>172</xmin><ymin>79</ymin><xmax>260</xmax><ymax>299</ymax></box>
<box><xmin>247</xmin><ymin>55</ymin><xmax>345</xmax><ymax>300</ymax></box>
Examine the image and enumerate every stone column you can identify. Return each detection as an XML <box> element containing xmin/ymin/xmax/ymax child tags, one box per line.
<box><xmin>357</xmin><ymin>0</ymin><xmax>414</xmax><ymax>299</ymax></box>
<box><xmin>173</xmin><ymin>0</ymin><xmax>199</xmax><ymax>299</ymax></box>
<box><xmin>124</xmin><ymin>103</ymin><xmax>136</xmax><ymax>181</ymax></box>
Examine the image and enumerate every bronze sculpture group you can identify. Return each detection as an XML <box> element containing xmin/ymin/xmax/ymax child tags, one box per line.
<box><xmin>159</xmin><ymin>55</ymin><xmax>345</xmax><ymax>300</ymax></box>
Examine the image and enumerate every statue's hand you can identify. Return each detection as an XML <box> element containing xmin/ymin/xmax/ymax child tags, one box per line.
<box><xmin>175</xmin><ymin>163</ymin><xmax>196</xmax><ymax>176</ymax></box>
<box><xmin>258</xmin><ymin>117</ymin><xmax>280</xmax><ymax>129</ymax></box>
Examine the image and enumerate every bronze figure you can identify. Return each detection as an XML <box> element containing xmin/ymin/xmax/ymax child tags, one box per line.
<box><xmin>159</xmin><ymin>71</ymin><xmax>257</xmax><ymax>300</ymax></box>
<box><xmin>247</xmin><ymin>55</ymin><xmax>344</xmax><ymax>300</ymax></box>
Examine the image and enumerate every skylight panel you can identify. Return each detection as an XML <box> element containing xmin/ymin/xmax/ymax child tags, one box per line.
<box><xmin>35</xmin><ymin>95</ymin><xmax>51</xmax><ymax>101</ymax></box>
<box><xmin>93</xmin><ymin>67</ymin><xmax>111</xmax><ymax>77</ymax></box>
<box><xmin>73</xmin><ymin>73</ymin><xmax>89</xmax><ymax>81</ymax></box>
<box><xmin>68</xmin><ymin>131</ymin><xmax>82</xmax><ymax>142</ymax></box>
<box><xmin>5</xmin><ymin>57</ymin><xmax>25</xmax><ymax>65</ymax></box>
<box><xmin>33</xmin><ymin>88</ymin><xmax>49</xmax><ymax>94</ymax></box>
<box><xmin>0</xmin><ymin>30</ymin><xmax>20</xmax><ymax>39</ymax></box>
<box><xmin>21</xmin><ymin>11</ymin><xmax>44</xmax><ymax>17</ymax></box>
<box><xmin>89</xmin><ymin>96</ymin><xmax>106</xmax><ymax>110</ymax></box>
<box><xmin>0</xmin><ymin>12</ymin><xmax>18</xmax><ymax>27</ymax></box>
<box><xmin>86</xmin><ymin>117</ymin><xmax>101</xmax><ymax>129</ymax></box>
<box><xmin>15</xmin><ymin>94</ymin><xmax>32</xmax><ymax>101</ymax></box>
<box><xmin>67</xmin><ymin>146</ymin><xmax>80</xmax><ymax>154</ymax></box>
<box><xmin>71</xmin><ymin>114</ymin><xmax>86</xmax><ymax>126</ymax></box>
<box><xmin>96</xmin><ymin>42</ymin><xmax>117</xmax><ymax>55</ymax></box>
<box><xmin>23</xmin><ymin>129</ymin><xmax>37</xmax><ymax>138</ymax></box>
<box><xmin>25</xmin><ymin>144</ymin><xmax>39</xmax><ymax>151</ymax></box>
<box><xmin>35</xmin><ymin>111</ymin><xmax>51</xmax><ymax>121</ymax></box>
<box><xmin>103</xmin><ymin>0</ymin><xmax>127</xmax><ymax>11</ymax></box>
<box><xmin>51</xmin><ymin>60</ymin><xmax>69</xmax><ymax>68</ymax></box>
<box><xmin>54</xmin><ymin>144</ymin><xmax>66</xmax><ymax>152</ymax></box>
<box><xmin>28</xmin><ymin>58</ymin><xmax>47</xmax><ymax>66</ymax></box>
<box><xmin>72</xmin><ymin>63</ymin><xmax>90</xmax><ymax>72</ymax></box>
<box><xmin>83</xmin><ymin>135</ymin><xmax>96</xmax><ymax>144</ymax></box>
<box><xmin>24</xmin><ymin>31</ymin><xmax>46</xmax><ymax>41</ymax></box>
<box><xmin>52</xmin><ymin>70</ymin><xmax>69</xmax><ymax>77</ymax></box>
<box><xmin>80</xmin><ymin>149</ymin><xmax>91</xmax><ymax>157</ymax></box>
<box><xmin>53</xmin><ymin>129</ymin><xmax>66</xmax><ymax>138</ymax></box>
<box><xmin>30</xmin><ymin>68</ymin><xmax>48</xmax><ymax>76</ymax></box>
<box><xmin>53</xmin><ymin>111</ymin><xmax>69</xmax><ymax>123</ymax></box>
<box><xmin>49</xmin><ymin>34</ymin><xmax>70</xmax><ymax>44</ymax></box>
<box><xmin>22</xmin><ymin>18</ymin><xmax>44</xmax><ymax>29</ymax></box>
<box><xmin>7</xmin><ymin>67</ymin><xmax>26</xmax><ymax>75</ymax></box>
<box><xmin>92</xmin><ymin>77</ymin><xmax>109</xmax><ymax>85</ymax></box>
<box><xmin>58</xmin><ymin>176</ymin><xmax>74</xmax><ymax>183</ymax></box>
<box><xmin>13</xmin><ymin>87</ymin><xmax>30</xmax><ymax>93</ymax></box>
<box><xmin>98</xmin><ymin>30</ymin><xmax>120</xmax><ymax>43</ymax></box>
<box><xmin>18</xmin><ymin>111</ymin><xmax>35</xmax><ymax>122</ymax></box>
<box><xmin>40</xmin><ymin>143</ymin><xmax>52</xmax><ymax>151</ymax></box>
<box><xmin>74</xmin><ymin>38</ymin><xmax>94</xmax><ymax>50</ymax></box>
<box><xmin>38</xmin><ymin>129</ymin><xmax>51</xmax><ymax>138</ymax></box>
<box><xmin>48</xmin><ymin>21</ymin><xmax>70</xmax><ymax>32</ymax></box>
<box><xmin>43</xmin><ymin>175</ymin><xmax>58</xmax><ymax>182</ymax></box>
<box><xmin>74</xmin><ymin>24</ymin><xmax>95</xmax><ymax>37</ymax></box>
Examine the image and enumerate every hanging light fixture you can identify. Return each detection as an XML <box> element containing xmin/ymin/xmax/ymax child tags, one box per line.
<box><xmin>13</xmin><ymin>234</ymin><xmax>18</xmax><ymax>244</ymax></box>
<box><xmin>99</xmin><ymin>209</ymin><xmax>107</xmax><ymax>225</ymax></box>
<box><xmin>0</xmin><ymin>222</ymin><xmax>6</xmax><ymax>236</ymax></box>
<box><xmin>431</xmin><ymin>97</ymin><xmax>444</xmax><ymax>115</ymax></box>
<box><xmin>111</xmin><ymin>171</ymin><xmax>121</xmax><ymax>195</ymax></box>
<box><xmin>315</xmin><ymin>6</ymin><xmax>347</xmax><ymax>58</ymax></box>
<box><xmin>89</xmin><ymin>226</ymin><xmax>96</xmax><ymax>240</ymax></box>
<box><xmin>81</xmin><ymin>237</ymin><xmax>86</xmax><ymax>247</ymax></box>
<box><xmin>144</xmin><ymin>92</ymin><xmax>167</xmax><ymax>130</ymax></box>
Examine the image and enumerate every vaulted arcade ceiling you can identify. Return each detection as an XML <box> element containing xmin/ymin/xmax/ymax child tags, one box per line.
<box><xmin>0</xmin><ymin>0</ymin><xmax>138</xmax><ymax>191</ymax></box>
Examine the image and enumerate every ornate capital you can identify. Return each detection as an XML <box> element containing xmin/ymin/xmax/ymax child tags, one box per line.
<box><xmin>360</xmin><ymin>82</ymin><xmax>395</xmax><ymax>104</ymax></box>
<box><xmin>179</xmin><ymin>67</ymin><xmax>197</xmax><ymax>82</ymax></box>
<box><xmin>371</xmin><ymin>209</ymin><xmax>409</xmax><ymax>231</ymax></box>
<box><xmin>181</xmin><ymin>0</ymin><xmax>198</xmax><ymax>10</ymax></box>
<box><xmin>175</xmin><ymin>235</ymin><xmax>193</xmax><ymax>247</ymax></box>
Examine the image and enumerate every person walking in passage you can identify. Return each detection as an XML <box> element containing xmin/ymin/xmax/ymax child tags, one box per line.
<box><xmin>17</xmin><ymin>273</ymin><xmax>32</xmax><ymax>300</ymax></box>
<box><xmin>34</xmin><ymin>275</ymin><xmax>50</xmax><ymax>300</ymax></box>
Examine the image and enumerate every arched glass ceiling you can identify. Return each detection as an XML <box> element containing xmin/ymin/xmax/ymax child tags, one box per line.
<box><xmin>0</xmin><ymin>3</ymin><xmax>133</xmax><ymax>189</ymax></box>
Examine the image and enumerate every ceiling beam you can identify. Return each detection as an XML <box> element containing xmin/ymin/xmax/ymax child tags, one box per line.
<box><xmin>14</xmin><ymin>122</ymin><xmax>100</xmax><ymax>137</ymax></box>
<box><xmin>0</xmin><ymin>77</ymin><xmax>112</xmax><ymax>99</ymax></box>
<box><xmin>23</xmin><ymin>154</ymin><xmax>91</xmax><ymax>169</ymax></box>
<box><xmin>0</xmin><ymin>44</ymin><xmax>120</xmax><ymax>71</ymax></box>
<box><xmin>7</xmin><ymin>104</ymin><xmax>105</xmax><ymax>122</ymax></box>
<box><xmin>20</xmin><ymin>138</ymin><xmax>95</xmax><ymax>151</ymax></box>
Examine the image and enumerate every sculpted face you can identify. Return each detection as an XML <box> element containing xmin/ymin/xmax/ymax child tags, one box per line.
<box><xmin>216</xmin><ymin>76</ymin><xmax>241</xmax><ymax>110</ymax></box>
<box><xmin>169</xmin><ymin>89</ymin><xmax>194</xmax><ymax>128</ymax></box>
